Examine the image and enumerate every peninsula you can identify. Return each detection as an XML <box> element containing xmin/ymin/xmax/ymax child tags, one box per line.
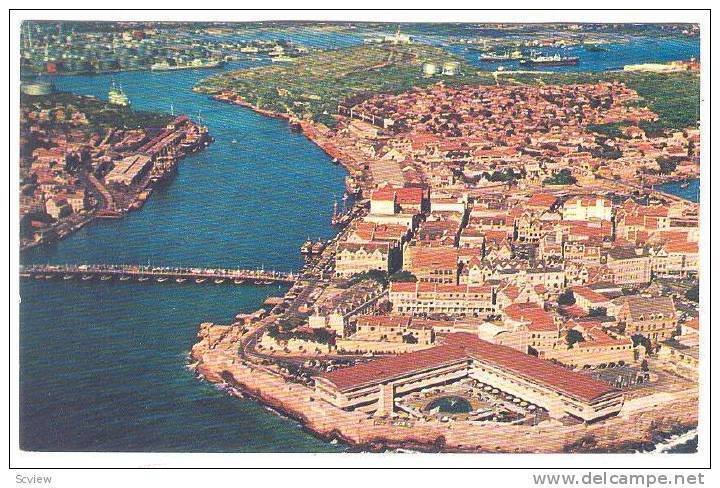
<box><xmin>189</xmin><ymin>42</ymin><xmax>700</xmax><ymax>452</ymax></box>
<box><xmin>20</xmin><ymin>88</ymin><xmax>212</xmax><ymax>251</ymax></box>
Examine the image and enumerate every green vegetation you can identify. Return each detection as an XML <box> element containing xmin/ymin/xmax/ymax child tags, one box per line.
<box><xmin>686</xmin><ymin>284</ymin><xmax>699</xmax><ymax>302</ymax></box>
<box><xmin>544</xmin><ymin>168</ymin><xmax>577</xmax><ymax>186</ymax></box>
<box><xmin>557</xmin><ymin>289</ymin><xmax>576</xmax><ymax>306</ymax></box>
<box><xmin>566</xmin><ymin>329</ymin><xmax>585</xmax><ymax>348</ymax></box>
<box><xmin>586</xmin><ymin>122</ymin><xmax>628</xmax><ymax>139</ymax></box>
<box><xmin>657</xmin><ymin>156</ymin><xmax>681</xmax><ymax>175</ymax></box>
<box><xmin>497</xmin><ymin>70</ymin><xmax>699</xmax><ymax>133</ymax></box>
<box><xmin>402</xmin><ymin>333</ymin><xmax>419</xmax><ymax>344</ymax></box>
<box><xmin>388</xmin><ymin>270</ymin><xmax>417</xmax><ymax>282</ymax></box>
<box><xmin>21</xmin><ymin>91</ymin><xmax>173</xmax><ymax>130</ymax></box>
<box><xmin>348</xmin><ymin>269</ymin><xmax>388</xmax><ymax>286</ymax></box>
<box><xmin>196</xmin><ymin>44</ymin><xmax>494</xmax><ymax>123</ymax></box>
<box><xmin>266</xmin><ymin>323</ymin><xmax>335</xmax><ymax>345</ymax></box>
<box><xmin>198</xmin><ymin>42</ymin><xmax>698</xmax><ymax>133</ymax></box>
<box><xmin>631</xmin><ymin>333</ymin><xmax>652</xmax><ymax>353</ymax></box>
<box><xmin>588</xmin><ymin>307</ymin><xmax>608</xmax><ymax>317</ymax></box>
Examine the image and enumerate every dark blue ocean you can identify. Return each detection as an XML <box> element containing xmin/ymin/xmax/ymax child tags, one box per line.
<box><xmin>19</xmin><ymin>27</ymin><xmax>700</xmax><ymax>452</ymax></box>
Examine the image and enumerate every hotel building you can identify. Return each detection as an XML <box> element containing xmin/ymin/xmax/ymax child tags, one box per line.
<box><xmin>315</xmin><ymin>333</ymin><xmax>624</xmax><ymax>422</ymax></box>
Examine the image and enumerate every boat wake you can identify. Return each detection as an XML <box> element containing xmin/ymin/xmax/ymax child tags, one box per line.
<box><xmin>653</xmin><ymin>429</ymin><xmax>698</xmax><ymax>453</ymax></box>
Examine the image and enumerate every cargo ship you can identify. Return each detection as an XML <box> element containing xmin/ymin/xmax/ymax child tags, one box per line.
<box><xmin>520</xmin><ymin>53</ymin><xmax>579</xmax><ymax>66</ymax></box>
<box><xmin>150</xmin><ymin>59</ymin><xmax>226</xmax><ymax>71</ymax></box>
<box><xmin>270</xmin><ymin>55</ymin><xmax>295</xmax><ymax>63</ymax></box>
<box><xmin>479</xmin><ymin>50</ymin><xmax>523</xmax><ymax>62</ymax></box>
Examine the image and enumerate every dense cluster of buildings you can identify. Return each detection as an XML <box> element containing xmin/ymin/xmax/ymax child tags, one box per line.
<box><xmin>296</xmin><ymin>81</ymin><xmax>700</xmax><ymax>422</ymax></box>
<box><xmin>20</xmin><ymin>21</ymin><xmax>308</xmax><ymax>75</ymax></box>
<box><xmin>334</xmin><ymin>82</ymin><xmax>698</xmax><ymax>189</ymax></box>
<box><xmin>20</xmin><ymin>94</ymin><xmax>209</xmax><ymax>249</ymax></box>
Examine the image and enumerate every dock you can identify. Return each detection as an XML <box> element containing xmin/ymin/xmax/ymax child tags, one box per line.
<box><xmin>20</xmin><ymin>263</ymin><xmax>296</xmax><ymax>286</ymax></box>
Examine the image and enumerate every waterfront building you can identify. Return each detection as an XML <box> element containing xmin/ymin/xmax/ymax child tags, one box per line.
<box><xmin>314</xmin><ymin>333</ymin><xmax>624</xmax><ymax>422</ymax></box>
<box><xmin>334</xmin><ymin>241</ymin><xmax>392</xmax><ymax>277</ymax></box>
<box><xmin>45</xmin><ymin>197</ymin><xmax>71</xmax><ymax>219</ymax></box>
<box><xmin>389</xmin><ymin>281</ymin><xmax>495</xmax><ymax>317</ymax></box>
<box><xmin>105</xmin><ymin>154</ymin><xmax>152</xmax><ymax>187</ymax></box>
<box><xmin>369</xmin><ymin>185</ymin><xmax>426</xmax><ymax>215</ymax></box>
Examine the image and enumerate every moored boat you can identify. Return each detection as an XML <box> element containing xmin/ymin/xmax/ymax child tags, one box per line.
<box><xmin>195</xmin><ymin>278</ymin><xmax>207</xmax><ymax>284</ymax></box>
<box><xmin>100</xmin><ymin>275</ymin><xmax>112</xmax><ymax>281</ymax></box>
<box><xmin>214</xmin><ymin>278</ymin><xmax>225</xmax><ymax>284</ymax></box>
<box><xmin>63</xmin><ymin>274</ymin><xmax>75</xmax><ymax>280</ymax></box>
<box><xmin>82</xmin><ymin>274</ymin><xmax>93</xmax><ymax>281</ymax></box>
<box><xmin>176</xmin><ymin>277</ymin><xmax>187</xmax><ymax>283</ymax></box>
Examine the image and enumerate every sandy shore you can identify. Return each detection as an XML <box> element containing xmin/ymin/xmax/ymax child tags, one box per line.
<box><xmin>191</xmin><ymin>322</ymin><xmax>698</xmax><ymax>453</ymax></box>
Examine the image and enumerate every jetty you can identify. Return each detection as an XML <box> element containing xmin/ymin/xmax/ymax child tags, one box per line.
<box><xmin>20</xmin><ymin>263</ymin><xmax>295</xmax><ymax>286</ymax></box>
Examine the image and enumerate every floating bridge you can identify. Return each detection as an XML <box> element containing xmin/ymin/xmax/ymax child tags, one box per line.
<box><xmin>20</xmin><ymin>264</ymin><xmax>296</xmax><ymax>286</ymax></box>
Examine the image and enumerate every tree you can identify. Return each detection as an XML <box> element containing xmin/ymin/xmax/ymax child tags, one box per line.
<box><xmin>566</xmin><ymin>329</ymin><xmax>585</xmax><ymax>348</ymax></box>
<box><xmin>588</xmin><ymin>307</ymin><xmax>607</xmax><ymax>317</ymax></box>
<box><xmin>402</xmin><ymin>333</ymin><xmax>418</xmax><ymax>344</ymax></box>
<box><xmin>685</xmin><ymin>284</ymin><xmax>699</xmax><ymax>302</ymax></box>
<box><xmin>544</xmin><ymin>168</ymin><xmax>577</xmax><ymax>186</ymax></box>
<box><xmin>388</xmin><ymin>270</ymin><xmax>417</xmax><ymax>282</ymax></box>
<box><xmin>657</xmin><ymin>157</ymin><xmax>680</xmax><ymax>175</ymax></box>
<box><xmin>641</xmin><ymin>359</ymin><xmax>649</xmax><ymax>372</ymax></box>
<box><xmin>557</xmin><ymin>289</ymin><xmax>576</xmax><ymax>306</ymax></box>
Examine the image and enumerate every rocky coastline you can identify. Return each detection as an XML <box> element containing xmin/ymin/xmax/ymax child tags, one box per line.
<box><xmin>190</xmin><ymin>321</ymin><xmax>698</xmax><ymax>454</ymax></box>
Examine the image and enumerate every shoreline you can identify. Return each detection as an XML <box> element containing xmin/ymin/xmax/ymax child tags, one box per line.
<box><xmin>20</xmin><ymin>122</ymin><xmax>212</xmax><ymax>254</ymax></box>
<box><xmin>187</xmin><ymin>91</ymin><xmax>699</xmax><ymax>453</ymax></box>
<box><xmin>190</xmin><ymin>321</ymin><xmax>698</xmax><ymax>453</ymax></box>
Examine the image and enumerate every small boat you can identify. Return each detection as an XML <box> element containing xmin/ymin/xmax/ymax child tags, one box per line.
<box><xmin>680</xmin><ymin>181</ymin><xmax>690</xmax><ymax>189</ymax></box>
<box><xmin>138</xmin><ymin>276</ymin><xmax>150</xmax><ymax>282</ymax></box>
<box><xmin>63</xmin><ymin>274</ymin><xmax>75</xmax><ymax>280</ymax></box>
<box><xmin>176</xmin><ymin>277</ymin><xmax>187</xmax><ymax>283</ymax></box>
<box><xmin>34</xmin><ymin>274</ymin><xmax>45</xmax><ymax>280</ymax></box>
<box><xmin>82</xmin><ymin>275</ymin><xmax>93</xmax><ymax>281</ymax></box>
<box><xmin>231</xmin><ymin>139</ymin><xmax>237</xmax><ymax>144</ymax></box>
<box><xmin>195</xmin><ymin>278</ymin><xmax>207</xmax><ymax>284</ymax></box>
<box><xmin>233</xmin><ymin>279</ymin><xmax>245</xmax><ymax>285</ymax></box>
<box><xmin>44</xmin><ymin>275</ymin><xmax>55</xmax><ymax>280</ymax></box>
<box><xmin>119</xmin><ymin>275</ymin><xmax>131</xmax><ymax>281</ymax></box>
<box><xmin>262</xmin><ymin>280</ymin><xmax>273</xmax><ymax>285</ymax></box>
<box><xmin>214</xmin><ymin>278</ymin><xmax>225</xmax><ymax>284</ymax></box>
<box><xmin>157</xmin><ymin>277</ymin><xmax>168</xmax><ymax>283</ymax></box>
<box><xmin>100</xmin><ymin>275</ymin><xmax>112</xmax><ymax>281</ymax></box>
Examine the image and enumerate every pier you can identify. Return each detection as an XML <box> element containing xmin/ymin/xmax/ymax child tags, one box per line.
<box><xmin>20</xmin><ymin>264</ymin><xmax>296</xmax><ymax>286</ymax></box>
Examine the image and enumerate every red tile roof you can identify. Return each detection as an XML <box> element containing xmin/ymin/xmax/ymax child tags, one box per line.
<box><xmin>319</xmin><ymin>333</ymin><xmax>617</xmax><ymax>403</ymax></box>
<box><xmin>503</xmin><ymin>303</ymin><xmax>557</xmax><ymax>332</ymax></box>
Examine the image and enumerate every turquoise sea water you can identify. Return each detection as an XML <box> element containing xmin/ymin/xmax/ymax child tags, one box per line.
<box><xmin>19</xmin><ymin>29</ymin><xmax>700</xmax><ymax>453</ymax></box>
<box><xmin>658</xmin><ymin>178</ymin><xmax>700</xmax><ymax>203</ymax></box>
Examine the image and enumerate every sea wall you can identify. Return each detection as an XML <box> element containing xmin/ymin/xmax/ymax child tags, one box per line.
<box><xmin>191</xmin><ymin>322</ymin><xmax>698</xmax><ymax>453</ymax></box>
